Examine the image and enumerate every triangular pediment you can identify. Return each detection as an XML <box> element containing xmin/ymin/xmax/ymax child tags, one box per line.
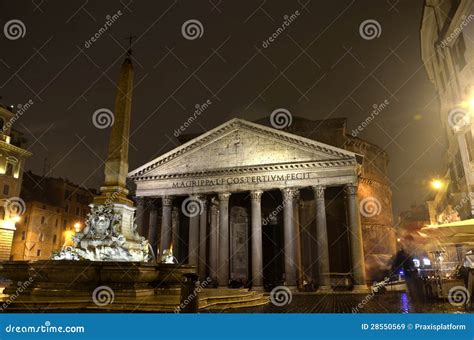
<box><xmin>128</xmin><ymin>118</ymin><xmax>358</xmax><ymax>179</ymax></box>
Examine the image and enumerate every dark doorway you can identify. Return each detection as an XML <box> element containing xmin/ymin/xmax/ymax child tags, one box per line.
<box><xmin>325</xmin><ymin>186</ymin><xmax>351</xmax><ymax>286</ymax></box>
<box><xmin>262</xmin><ymin>223</ymin><xmax>284</xmax><ymax>289</ymax></box>
<box><xmin>261</xmin><ymin>190</ymin><xmax>285</xmax><ymax>289</ymax></box>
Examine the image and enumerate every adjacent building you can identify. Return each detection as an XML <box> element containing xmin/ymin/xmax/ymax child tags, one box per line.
<box><xmin>10</xmin><ymin>171</ymin><xmax>96</xmax><ymax>260</ymax></box>
<box><xmin>0</xmin><ymin>104</ymin><xmax>32</xmax><ymax>260</ymax></box>
<box><xmin>420</xmin><ymin>0</ymin><xmax>474</xmax><ymax>265</ymax></box>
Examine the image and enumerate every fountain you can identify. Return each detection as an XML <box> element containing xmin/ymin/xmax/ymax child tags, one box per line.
<box><xmin>53</xmin><ymin>204</ymin><xmax>150</xmax><ymax>262</ymax></box>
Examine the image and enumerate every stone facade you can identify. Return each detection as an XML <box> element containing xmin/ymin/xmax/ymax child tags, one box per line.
<box><xmin>421</xmin><ymin>0</ymin><xmax>474</xmax><ymax>223</ymax></box>
<box><xmin>129</xmin><ymin>118</ymin><xmax>371</xmax><ymax>291</ymax></box>
<box><xmin>10</xmin><ymin>171</ymin><xmax>95</xmax><ymax>260</ymax></box>
<box><xmin>0</xmin><ymin>105</ymin><xmax>32</xmax><ymax>260</ymax></box>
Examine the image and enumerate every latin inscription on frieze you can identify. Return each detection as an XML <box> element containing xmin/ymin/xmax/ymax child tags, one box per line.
<box><xmin>171</xmin><ymin>172</ymin><xmax>311</xmax><ymax>188</ymax></box>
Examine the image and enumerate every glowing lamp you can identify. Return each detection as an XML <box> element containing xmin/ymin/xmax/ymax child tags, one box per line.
<box><xmin>430</xmin><ymin>179</ymin><xmax>443</xmax><ymax>190</ymax></box>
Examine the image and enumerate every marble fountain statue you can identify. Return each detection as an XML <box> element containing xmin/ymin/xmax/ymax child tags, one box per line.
<box><xmin>53</xmin><ymin>204</ymin><xmax>151</xmax><ymax>262</ymax></box>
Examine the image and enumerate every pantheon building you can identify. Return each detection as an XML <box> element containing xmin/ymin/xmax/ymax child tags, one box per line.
<box><xmin>129</xmin><ymin>116</ymin><xmax>395</xmax><ymax>291</ymax></box>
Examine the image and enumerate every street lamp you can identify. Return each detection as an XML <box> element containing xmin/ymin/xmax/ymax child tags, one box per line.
<box><xmin>430</xmin><ymin>179</ymin><xmax>444</xmax><ymax>190</ymax></box>
<box><xmin>73</xmin><ymin>222</ymin><xmax>81</xmax><ymax>232</ymax></box>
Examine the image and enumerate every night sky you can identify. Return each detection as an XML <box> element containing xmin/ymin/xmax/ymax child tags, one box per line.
<box><xmin>0</xmin><ymin>0</ymin><xmax>444</xmax><ymax>216</ymax></box>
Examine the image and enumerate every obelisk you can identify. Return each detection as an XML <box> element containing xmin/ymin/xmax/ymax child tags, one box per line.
<box><xmin>93</xmin><ymin>49</ymin><xmax>137</xmax><ymax>243</ymax></box>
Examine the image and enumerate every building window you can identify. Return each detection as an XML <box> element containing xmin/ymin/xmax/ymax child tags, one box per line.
<box><xmin>36</xmin><ymin>249</ymin><xmax>41</xmax><ymax>257</ymax></box>
<box><xmin>53</xmin><ymin>235</ymin><xmax>57</xmax><ymax>243</ymax></box>
<box><xmin>41</xmin><ymin>216</ymin><xmax>45</xmax><ymax>224</ymax></box>
<box><xmin>21</xmin><ymin>231</ymin><xmax>26</xmax><ymax>240</ymax></box>
<box><xmin>5</xmin><ymin>163</ymin><xmax>13</xmax><ymax>176</ymax></box>
<box><xmin>55</xmin><ymin>219</ymin><xmax>58</xmax><ymax>227</ymax></box>
<box><xmin>65</xmin><ymin>205</ymin><xmax>69</xmax><ymax>213</ymax></box>
<box><xmin>0</xmin><ymin>207</ymin><xmax>4</xmax><ymax>220</ymax></box>
<box><xmin>3</xmin><ymin>185</ymin><xmax>9</xmax><ymax>195</ymax></box>
<box><xmin>39</xmin><ymin>232</ymin><xmax>45</xmax><ymax>242</ymax></box>
<box><xmin>76</xmin><ymin>207</ymin><xmax>80</xmax><ymax>215</ymax></box>
<box><xmin>63</xmin><ymin>220</ymin><xmax>67</xmax><ymax>230</ymax></box>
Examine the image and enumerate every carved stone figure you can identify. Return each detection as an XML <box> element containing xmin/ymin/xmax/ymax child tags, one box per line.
<box><xmin>53</xmin><ymin>204</ymin><xmax>150</xmax><ymax>262</ymax></box>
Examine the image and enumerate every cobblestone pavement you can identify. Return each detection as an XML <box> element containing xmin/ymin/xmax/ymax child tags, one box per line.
<box><xmin>226</xmin><ymin>292</ymin><xmax>472</xmax><ymax>313</ymax></box>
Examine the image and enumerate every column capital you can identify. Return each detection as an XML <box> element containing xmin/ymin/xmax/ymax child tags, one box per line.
<box><xmin>147</xmin><ymin>198</ymin><xmax>159</xmax><ymax>210</ymax></box>
<box><xmin>218</xmin><ymin>192</ymin><xmax>231</xmax><ymax>201</ymax></box>
<box><xmin>312</xmin><ymin>185</ymin><xmax>325</xmax><ymax>199</ymax></box>
<box><xmin>281</xmin><ymin>187</ymin><xmax>298</xmax><ymax>202</ymax></box>
<box><xmin>344</xmin><ymin>184</ymin><xmax>358</xmax><ymax>195</ymax></box>
<box><xmin>162</xmin><ymin>195</ymin><xmax>174</xmax><ymax>206</ymax></box>
<box><xmin>250</xmin><ymin>190</ymin><xmax>263</xmax><ymax>201</ymax></box>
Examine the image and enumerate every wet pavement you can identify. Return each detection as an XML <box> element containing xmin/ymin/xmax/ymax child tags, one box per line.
<box><xmin>225</xmin><ymin>292</ymin><xmax>472</xmax><ymax>313</ymax></box>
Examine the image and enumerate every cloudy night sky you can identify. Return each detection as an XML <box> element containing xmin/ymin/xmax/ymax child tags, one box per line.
<box><xmin>0</xmin><ymin>0</ymin><xmax>445</xmax><ymax>216</ymax></box>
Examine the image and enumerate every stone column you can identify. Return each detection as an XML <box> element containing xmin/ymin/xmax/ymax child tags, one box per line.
<box><xmin>313</xmin><ymin>185</ymin><xmax>332</xmax><ymax>291</ymax></box>
<box><xmin>345</xmin><ymin>184</ymin><xmax>367</xmax><ymax>290</ymax></box>
<box><xmin>281</xmin><ymin>188</ymin><xmax>297</xmax><ymax>288</ymax></box>
<box><xmin>147</xmin><ymin>200</ymin><xmax>159</xmax><ymax>260</ymax></box>
<box><xmin>209</xmin><ymin>199</ymin><xmax>219</xmax><ymax>284</ymax></box>
<box><xmin>198</xmin><ymin>197</ymin><xmax>208</xmax><ymax>280</ymax></box>
<box><xmin>250</xmin><ymin>190</ymin><xmax>263</xmax><ymax>289</ymax></box>
<box><xmin>171</xmin><ymin>207</ymin><xmax>180</xmax><ymax>261</ymax></box>
<box><xmin>187</xmin><ymin>195</ymin><xmax>201</xmax><ymax>268</ymax></box>
<box><xmin>160</xmin><ymin>196</ymin><xmax>173</xmax><ymax>261</ymax></box>
<box><xmin>293</xmin><ymin>190</ymin><xmax>304</xmax><ymax>289</ymax></box>
<box><xmin>217</xmin><ymin>193</ymin><xmax>231</xmax><ymax>287</ymax></box>
<box><xmin>134</xmin><ymin>197</ymin><xmax>146</xmax><ymax>237</ymax></box>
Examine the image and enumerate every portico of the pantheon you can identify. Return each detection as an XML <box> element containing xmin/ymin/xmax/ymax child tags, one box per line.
<box><xmin>129</xmin><ymin>118</ymin><xmax>368</xmax><ymax>291</ymax></box>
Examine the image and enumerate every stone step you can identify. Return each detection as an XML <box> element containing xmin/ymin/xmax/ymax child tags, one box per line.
<box><xmin>1</xmin><ymin>288</ymin><xmax>269</xmax><ymax>313</ymax></box>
